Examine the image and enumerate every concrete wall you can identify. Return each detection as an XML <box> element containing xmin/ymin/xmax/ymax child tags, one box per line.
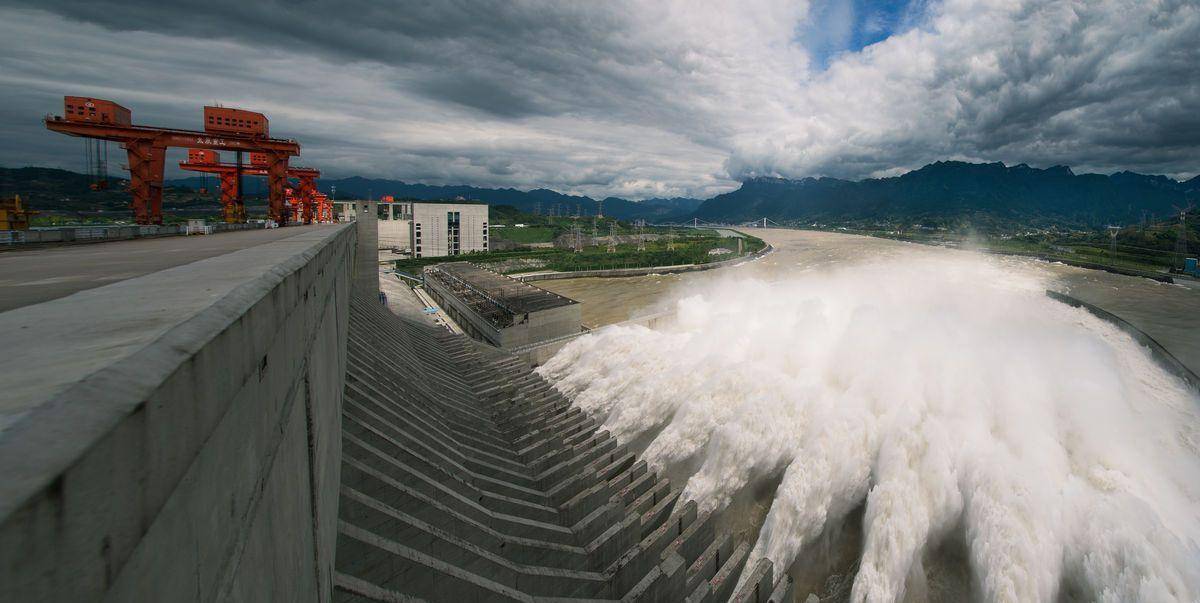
<box><xmin>513</xmin><ymin>310</ymin><xmax>673</xmax><ymax>367</ymax></box>
<box><xmin>0</xmin><ymin>224</ymin><xmax>356</xmax><ymax>601</ymax></box>
<box><xmin>412</xmin><ymin>202</ymin><xmax>489</xmax><ymax>258</ymax></box>
<box><xmin>377</xmin><ymin>218</ymin><xmax>411</xmax><ymax>251</ymax></box>
<box><xmin>497</xmin><ymin>303</ymin><xmax>582</xmax><ymax>348</ymax></box>
<box><xmin>1</xmin><ymin>222</ymin><xmax>265</xmax><ymax>245</ymax></box>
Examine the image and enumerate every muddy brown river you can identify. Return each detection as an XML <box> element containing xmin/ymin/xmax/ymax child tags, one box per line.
<box><xmin>533</xmin><ymin>228</ymin><xmax>1200</xmax><ymax>602</ymax></box>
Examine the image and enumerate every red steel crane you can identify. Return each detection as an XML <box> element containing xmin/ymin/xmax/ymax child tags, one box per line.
<box><xmin>282</xmin><ymin>186</ymin><xmax>332</xmax><ymax>224</ymax></box>
<box><xmin>45</xmin><ymin>97</ymin><xmax>302</xmax><ymax>225</ymax></box>
<box><xmin>180</xmin><ymin>149</ymin><xmax>325</xmax><ymax>223</ymax></box>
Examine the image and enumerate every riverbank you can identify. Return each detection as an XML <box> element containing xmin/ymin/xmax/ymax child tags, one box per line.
<box><xmin>392</xmin><ymin>228</ymin><xmax>766</xmax><ymax>278</ymax></box>
<box><xmin>839</xmin><ymin>228</ymin><xmax>1187</xmax><ymax>284</ymax></box>
<box><xmin>980</xmin><ymin>248</ymin><xmax>1178</xmax><ymax>283</ymax></box>
<box><xmin>513</xmin><ymin>243</ymin><xmax>773</xmax><ymax>281</ymax></box>
<box><xmin>534</xmin><ymin>227</ymin><xmax>1200</xmax><ymax>378</ymax></box>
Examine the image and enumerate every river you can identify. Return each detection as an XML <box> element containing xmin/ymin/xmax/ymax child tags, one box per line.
<box><xmin>533</xmin><ymin>228</ymin><xmax>1200</xmax><ymax>602</ymax></box>
<box><xmin>539</xmin><ymin>228</ymin><xmax>1200</xmax><ymax>375</ymax></box>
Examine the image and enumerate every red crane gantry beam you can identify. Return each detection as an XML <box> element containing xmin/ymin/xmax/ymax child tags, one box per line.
<box><xmin>44</xmin><ymin>104</ymin><xmax>302</xmax><ymax>225</ymax></box>
<box><xmin>179</xmin><ymin>159</ymin><xmax>322</xmax><ymax>224</ymax></box>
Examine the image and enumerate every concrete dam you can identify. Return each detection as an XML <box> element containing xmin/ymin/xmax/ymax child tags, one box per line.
<box><xmin>0</xmin><ymin>209</ymin><xmax>793</xmax><ymax>601</ymax></box>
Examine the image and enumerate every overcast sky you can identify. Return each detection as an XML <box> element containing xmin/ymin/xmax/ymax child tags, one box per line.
<box><xmin>0</xmin><ymin>0</ymin><xmax>1196</xmax><ymax>199</ymax></box>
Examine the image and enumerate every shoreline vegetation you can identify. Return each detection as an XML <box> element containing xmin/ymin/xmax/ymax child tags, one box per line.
<box><xmin>393</xmin><ymin>228</ymin><xmax>767</xmax><ymax>278</ymax></box>
<box><xmin>391</xmin><ymin>203</ymin><xmax>766</xmax><ymax>278</ymax></box>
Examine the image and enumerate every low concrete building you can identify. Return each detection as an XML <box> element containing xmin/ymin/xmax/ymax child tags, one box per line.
<box><xmin>423</xmin><ymin>262</ymin><xmax>581</xmax><ymax>348</ymax></box>
<box><xmin>411</xmin><ymin>201</ymin><xmax>488</xmax><ymax>258</ymax></box>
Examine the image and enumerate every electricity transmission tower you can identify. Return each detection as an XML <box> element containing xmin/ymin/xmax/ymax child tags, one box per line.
<box><xmin>666</xmin><ymin>228</ymin><xmax>676</xmax><ymax>251</ymax></box>
<box><xmin>1175</xmin><ymin>204</ymin><xmax>1194</xmax><ymax>270</ymax></box>
<box><xmin>608</xmin><ymin>221</ymin><xmax>616</xmax><ymax>253</ymax></box>
<box><xmin>571</xmin><ymin>218</ymin><xmax>582</xmax><ymax>252</ymax></box>
<box><xmin>636</xmin><ymin>219</ymin><xmax>645</xmax><ymax>251</ymax></box>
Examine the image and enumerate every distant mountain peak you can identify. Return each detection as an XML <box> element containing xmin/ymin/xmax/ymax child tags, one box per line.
<box><xmin>693</xmin><ymin>160</ymin><xmax>1191</xmax><ymax>226</ymax></box>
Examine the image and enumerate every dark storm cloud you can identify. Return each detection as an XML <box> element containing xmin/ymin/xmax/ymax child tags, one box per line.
<box><xmin>726</xmin><ymin>0</ymin><xmax>1200</xmax><ymax>182</ymax></box>
<box><xmin>0</xmin><ymin>0</ymin><xmax>1197</xmax><ymax>199</ymax></box>
<box><xmin>9</xmin><ymin>1</ymin><xmax>671</xmax><ymax>121</ymax></box>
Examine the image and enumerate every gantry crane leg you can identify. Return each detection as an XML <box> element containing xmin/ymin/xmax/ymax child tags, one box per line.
<box><xmin>296</xmin><ymin>175</ymin><xmax>317</xmax><ymax>225</ymax></box>
<box><xmin>218</xmin><ymin>172</ymin><xmax>241</xmax><ymax>223</ymax></box>
<box><xmin>266</xmin><ymin>153</ymin><xmax>289</xmax><ymax>225</ymax></box>
<box><xmin>124</xmin><ymin>140</ymin><xmax>167</xmax><ymax>225</ymax></box>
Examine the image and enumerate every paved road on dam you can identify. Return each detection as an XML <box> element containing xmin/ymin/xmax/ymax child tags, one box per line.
<box><xmin>0</xmin><ymin>225</ymin><xmax>333</xmax><ymax>313</ymax></box>
<box><xmin>537</xmin><ymin>227</ymin><xmax>1200</xmax><ymax>376</ymax></box>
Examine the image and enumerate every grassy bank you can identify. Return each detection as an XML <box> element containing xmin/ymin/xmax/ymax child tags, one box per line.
<box><xmin>394</xmin><ymin>230</ymin><xmax>765</xmax><ymax>277</ymax></box>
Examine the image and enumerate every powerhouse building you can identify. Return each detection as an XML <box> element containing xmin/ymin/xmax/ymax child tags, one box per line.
<box><xmin>410</xmin><ymin>202</ymin><xmax>489</xmax><ymax>258</ymax></box>
<box><xmin>423</xmin><ymin>262</ymin><xmax>582</xmax><ymax>349</ymax></box>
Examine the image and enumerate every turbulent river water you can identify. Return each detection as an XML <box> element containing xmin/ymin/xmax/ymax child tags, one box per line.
<box><xmin>533</xmin><ymin>229</ymin><xmax>1200</xmax><ymax>602</ymax></box>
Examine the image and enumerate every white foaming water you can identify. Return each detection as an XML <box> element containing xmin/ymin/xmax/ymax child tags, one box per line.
<box><xmin>537</xmin><ymin>252</ymin><xmax>1200</xmax><ymax>602</ymax></box>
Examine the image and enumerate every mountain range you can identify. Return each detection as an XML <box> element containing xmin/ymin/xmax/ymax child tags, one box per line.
<box><xmin>150</xmin><ymin>162</ymin><xmax>1200</xmax><ymax>226</ymax></box>
<box><xmin>5</xmin><ymin>161</ymin><xmax>1198</xmax><ymax>227</ymax></box>
<box><xmin>163</xmin><ymin>175</ymin><xmax>704</xmax><ymax>221</ymax></box>
<box><xmin>694</xmin><ymin>162</ymin><xmax>1200</xmax><ymax>227</ymax></box>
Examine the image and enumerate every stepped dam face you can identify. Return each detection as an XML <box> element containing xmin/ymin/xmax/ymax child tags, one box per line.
<box><xmin>536</xmin><ymin>235</ymin><xmax>1200</xmax><ymax>601</ymax></box>
<box><xmin>335</xmin><ymin>288</ymin><xmax>794</xmax><ymax>601</ymax></box>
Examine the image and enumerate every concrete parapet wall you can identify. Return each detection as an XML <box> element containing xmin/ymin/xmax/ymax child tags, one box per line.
<box><xmin>2</xmin><ymin>222</ymin><xmax>266</xmax><ymax>246</ymax></box>
<box><xmin>0</xmin><ymin>224</ymin><xmax>356</xmax><ymax>601</ymax></box>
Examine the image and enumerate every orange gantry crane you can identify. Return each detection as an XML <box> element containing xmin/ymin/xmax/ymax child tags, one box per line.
<box><xmin>289</xmin><ymin>187</ymin><xmax>333</xmax><ymax>224</ymax></box>
<box><xmin>44</xmin><ymin>96</ymin><xmax>302</xmax><ymax>225</ymax></box>
<box><xmin>180</xmin><ymin>149</ymin><xmax>328</xmax><ymax>223</ymax></box>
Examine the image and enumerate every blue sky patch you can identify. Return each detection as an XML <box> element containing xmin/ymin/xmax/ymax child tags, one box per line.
<box><xmin>798</xmin><ymin>0</ymin><xmax>926</xmax><ymax>69</ymax></box>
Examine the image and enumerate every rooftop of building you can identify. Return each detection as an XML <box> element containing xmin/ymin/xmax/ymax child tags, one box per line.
<box><xmin>426</xmin><ymin>262</ymin><xmax>577</xmax><ymax>325</ymax></box>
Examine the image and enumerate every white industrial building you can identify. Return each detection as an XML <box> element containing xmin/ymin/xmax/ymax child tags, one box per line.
<box><xmin>377</xmin><ymin>201</ymin><xmax>413</xmax><ymax>252</ymax></box>
<box><xmin>410</xmin><ymin>202</ymin><xmax>489</xmax><ymax>258</ymax></box>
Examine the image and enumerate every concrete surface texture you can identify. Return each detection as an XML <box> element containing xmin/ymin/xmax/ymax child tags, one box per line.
<box><xmin>0</xmin><ymin>223</ymin><xmax>355</xmax><ymax>601</ymax></box>
<box><xmin>332</xmin><ymin>288</ymin><xmax>793</xmax><ymax>601</ymax></box>
<box><xmin>377</xmin><ymin>218</ymin><xmax>411</xmax><ymax>251</ymax></box>
<box><xmin>0</xmin><ymin>224</ymin><xmax>333</xmax><ymax>313</ymax></box>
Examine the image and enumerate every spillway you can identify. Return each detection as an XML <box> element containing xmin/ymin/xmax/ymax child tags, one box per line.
<box><xmin>332</xmin><ymin>287</ymin><xmax>793</xmax><ymax>600</ymax></box>
<box><xmin>535</xmin><ymin>242</ymin><xmax>1200</xmax><ymax>602</ymax></box>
